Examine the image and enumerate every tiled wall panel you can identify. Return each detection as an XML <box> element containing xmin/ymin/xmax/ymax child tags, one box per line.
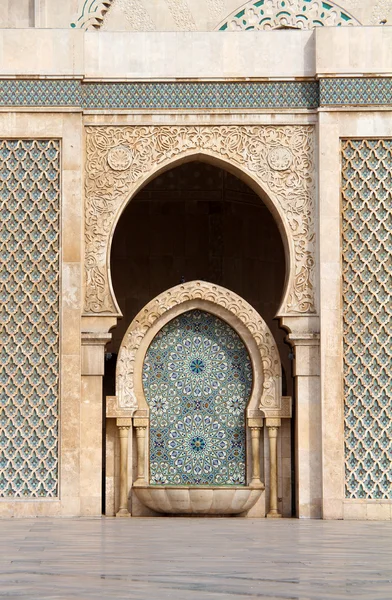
<box><xmin>342</xmin><ymin>139</ymin><xmax>392</xmax><ymax>500</ymax></box>
<box><xmin>0</xmin><ymin>140</ymin><xmax>60</xmax><ymax>498</ymax></box>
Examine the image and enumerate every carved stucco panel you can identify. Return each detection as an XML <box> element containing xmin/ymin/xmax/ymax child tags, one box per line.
<box><xmin>116</xmin><ymin>281</ymin><xmax>281</xmax><ymax>412</ymax></box>
<box><xmin>84</xmin><ymin>125</ymin><xmax>316</xmax><ymax>316</ymax></box>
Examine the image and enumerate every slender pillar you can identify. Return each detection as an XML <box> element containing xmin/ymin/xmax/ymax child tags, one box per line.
<box><xmin>266</xmin><ymin>417</ymin><xmax>282</xmax><ymax>518</ymax></box>
<box><xmin>81</xmin><ymin>330</ymin><xmax>113</xmax><ymax>516</ymax></box>
<box><xmin>248</xmin><ymin>417</ymin><xmax>264</xmax><ymax>489</ymax></box>
<box><xmin>133</xmin><ymin>418</ymin><xmax>148</xmax><ymax>487</ymax></box>
<box><xmin>116</xmin><ymin>418</ymin><xmax>132</xmax><ymax>517</ymax></box>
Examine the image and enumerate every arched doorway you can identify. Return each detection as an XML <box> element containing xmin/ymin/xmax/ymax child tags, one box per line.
<box><xmin>108</xmin><ymin>161</ymin><xmax>289</xmax><ymax>388</ymax></box>
<box><xmin>104</xmin><ymin>160</ymin><xmax>292</xmax><ymax>517</ymax></box>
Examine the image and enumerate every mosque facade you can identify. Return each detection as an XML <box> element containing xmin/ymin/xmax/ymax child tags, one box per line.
<box><xmin>0</xmin><ymin>0</ymin><xmax>391</xmax><ymax>519</ymax></box>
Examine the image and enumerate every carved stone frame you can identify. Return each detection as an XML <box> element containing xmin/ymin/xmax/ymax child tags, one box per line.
<box><xmin>84</xmin><ymin>124</ymin><xmax>321</xmax><ymax>518</ymax></box>
<box><xmin>84</xmin><ymin>125</ymin><xmax>316</xmax><ymax>319</ymax></box>
<box><xmin>114</xmin><ymin>280</ymin><xmax>286</xmax><ymax>418</ymax></box>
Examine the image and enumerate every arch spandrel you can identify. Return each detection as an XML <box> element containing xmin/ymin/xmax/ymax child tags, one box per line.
<box><xmin>84</xmin><ymin>125</ymin><xmax>316</xmax><ymax>318</ymax></box>
<box><xmin>115</xmin><ymin>281</ymin><xmax>283</xmax><ymax>418</ymax></box>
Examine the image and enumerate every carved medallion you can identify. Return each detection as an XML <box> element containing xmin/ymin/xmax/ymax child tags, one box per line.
<box><xmin>107</xmin><ymin>145</ymin><xmax>133</xmax><ymax>171</ymax></box>
<box><xmin>267</xmin><ymin>147</ymin><xmax>293</xmax><ymax>171</ymax></box>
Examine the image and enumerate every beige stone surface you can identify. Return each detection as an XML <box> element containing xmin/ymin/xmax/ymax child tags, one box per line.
<box><xmin>3</xmin><ymin>0</ymin><xmax>391</xmax><ymax>31</ymax></box>
<box><xmin>85</xmin><ymin>30</ymin><xmax>315</xmax><ymax>79</ymax></box>
<box><xmin>0</xmin><ymin>29</ymin><xmax>84</xmax><ymax>75</ymax></box>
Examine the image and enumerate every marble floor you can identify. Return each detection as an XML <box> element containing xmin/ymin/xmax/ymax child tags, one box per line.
<box><xmin>0</xmin><ymin>518</ymin><xmax>391</xmax><ymax>599</ymax></box>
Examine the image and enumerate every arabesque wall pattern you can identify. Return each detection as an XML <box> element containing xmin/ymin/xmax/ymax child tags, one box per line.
<box><xmin>342</xmin><ymin>139</ymin><xmax>392</xmax><ymax>500</ymax></box>
<box><xmin>0</xmin><ymin>139</ymin><xmax>60</xmax><ymax>498</ymax></box>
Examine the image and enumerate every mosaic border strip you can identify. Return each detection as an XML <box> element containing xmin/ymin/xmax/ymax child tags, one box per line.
<box><xmin>320</xmin><ymin>78</ymin><xmax>392</xmax><ymax>106</ymax></box>
<box><xmin>1</xmin><ymin>79</ymin><xmax>392</xmax><ymax>109</ymax></box>
<box><xmin>0</xmin><ymin>80</ymin><xmax>318</xmax><ymax>109</ymax></box>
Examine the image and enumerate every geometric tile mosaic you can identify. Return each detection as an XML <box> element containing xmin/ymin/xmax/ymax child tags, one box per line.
<box><xmin>83</xmin><ymin>81</ymin><xmax>320</xmax><ymax>110</ymax></box>
<box><xmin>0</xmin><ymin>140</ymin><xmax>60</xmax><ymax>498</ymax></box>
<box><xmin>143</xmin><ymin>310</ymin><xmax>253</xmax><ymax>486</ymax></box>
<box><xmin>0</xmin><ymin>80</ymin><xmax>319</xmax><ymax>109</ymax></box>
<box><xmin>342</xmin><ymin>139</ymin><xmax>392</xmax><ymax>500</ymax></box>
<box><xmin>321</xmin><ymin>78</ymin><xmax>392</xmax><ymax>106</ymax></box>
<box><xmin>1</xmin><ymin>78</ymin><xmax>392</xmax><ymax>110</ymax></box>
<box><xmin>0</xmin><ymin>80</ymin><xmax>81</xmax><ymax>108</ymax></box>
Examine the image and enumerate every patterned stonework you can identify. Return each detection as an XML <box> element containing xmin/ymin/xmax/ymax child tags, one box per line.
<box><xmin>0</xmin><ymin>140</ymin><xmax>60</xmax><ymax>498</ymax></box>
<box><xmin>144</xmin><ymin>310</ymin><xmax>252</xmax><ymax>485</ymax></box>
<box><xmin>102</xmin><ymin>0</ymin><xmax>155</xmax><ymax>30</ymax></box>
<box><xmin>165</xmin><ymin>0</ymin><xmax>197</xmax><ymax>30</ymax></box>
<box><xmin>217</xmin><ymin>0</ymin><xmax>360</xmax><ymax>30</ymax></box>
<box><xmin>342</xmin><ymin>139</ymin><xmax>392</xmax><ymax>500</ymax></box>
<box><xmin>84</xmin><ymin>125</ymin><xmax>316</xmax><ymax>316</ymax></box>
<box><xmin>116</xmin><ymin>281</ymin><xmax>281</xmax><ymax>413</ymax></box>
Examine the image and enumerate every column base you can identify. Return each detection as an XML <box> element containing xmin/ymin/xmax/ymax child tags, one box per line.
<box><xmin>116</xmin><ymin>508</ymin><xmax>131</xmax><ymax>518</ymax></box>
<box><xmin>267</xmin><ymin>511</ymin><xmax>282</xmax><ymax>518</ymax></box>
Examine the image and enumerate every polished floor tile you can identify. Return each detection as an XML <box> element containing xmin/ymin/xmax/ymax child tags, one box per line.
<box><xmin>0</xmin><ymin>518</ymin><xmax>391</xmax><ymax>599</ymax></box>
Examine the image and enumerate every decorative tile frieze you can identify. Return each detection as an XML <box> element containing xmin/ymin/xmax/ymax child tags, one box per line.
<box><xmin>84</xmin><ymin>81</ymin><xmax>319</xmax><ymax>109</ymax></box>
<box><xmin>342</xmin><ymin>138</ymin><xmax>392</xmax><ymax>500</ymax></box>
<box><xmin>143</xmin><ymin>309</ymin><xmax>252</xmax><ymax>485</ymax></box>
<box><xmin>2</xmin><ymin>78</ymin><xmax>391</xmax><ymax>109</ymax></box>
<box><xmin>0</xmin><ymin>80</ymin><xmax>319</xmax><ymax>110</ymax></box>
<box><xmin>0</xmin><ymin>80</ymin><xmax>82</xmax><ymax>107</ymax></box>
<box><xmin>0</xmin><ymin>139</ymin><xmax>60</xmax><ymax>498</ymax></box>
<box><xmin>320</xmin><ymin>78</ymin><xmax>392</xmax><ymax>106</ymax></box>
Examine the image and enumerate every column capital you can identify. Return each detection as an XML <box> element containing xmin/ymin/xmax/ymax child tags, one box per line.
<box><xmin>133</xmin><ymin>418</ymin><xmax>148</xmax><ymax>428</ymax></box>
<box><xmin>265</xmin><ymin>417</ymin><xmax>281</xmax><ymax>428</ymax></box>
<box><xmin>248</xmin><ymin>417</ymin><xmax>263</xmax><ymax>428</ymax></box>
<box><xmin>116</xmin><ymin>418</ymin><xmax>133</xmax><ymax>428</ymax></box>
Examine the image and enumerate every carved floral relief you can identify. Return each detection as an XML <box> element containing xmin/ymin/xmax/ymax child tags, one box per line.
<box><xmin>84</xmin><ymin>125</ymin><xmax>316</xmax><ymax>315</ymax></box>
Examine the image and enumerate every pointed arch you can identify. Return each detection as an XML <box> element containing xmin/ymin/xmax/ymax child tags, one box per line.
<box><xmin>84</xmin><ymin>125</ymin><xmax>316</xmax><ymax>319</ymax></box>
<box><xmin>115</xmin><ymin>280</ymin><xmax>283</xmax><ymax>418</ymax></box>
<box><xmin>216</xmin><ymin>0</ymin><xmax>361</xmax><ymax>31</ymax></box>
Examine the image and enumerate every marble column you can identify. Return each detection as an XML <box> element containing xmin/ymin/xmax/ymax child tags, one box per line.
<box><xmin>266</xmin><ymin>417</ymin><xmax>282</xmax><ymax>518</ymax></box>
<box><xmin>248</xmin><ymin>417</ymin><xmax>264</xmax><ymax>489</ymax></box>
<box><xmin>116</xmin><ymin>418</ymin><xmax>132</xmax><ymax>517</ymax></box>
<box><xmin>81</xmin><ymin>330</ymin><xmax>112</xmax><ymax>516</ymax></box>
<box><xmin>289</xmin><ymin>332</ymin><xmax>321</xmax><ymax>519</ymax></box>
<box><xmin>133</xmin><ymin>418</ymin><xmax>148</xmax><ymax>487</ymax></box>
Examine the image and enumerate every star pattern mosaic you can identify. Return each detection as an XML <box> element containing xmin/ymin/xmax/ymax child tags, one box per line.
<box><xmin>143</xmin><ymin>310</ymin><xmax>253</xmax><ymax>486</ymax></box>
<box><xmin>342</xmin><ymin>139</ymin><xmax>392</xmax><ymax>500</ymax></box>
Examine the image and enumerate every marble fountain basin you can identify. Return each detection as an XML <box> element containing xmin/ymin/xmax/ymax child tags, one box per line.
<box><xmin>133</xmin><ymin>486</ymin><xmax>263</xmax><ymax>515</ymax></box>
